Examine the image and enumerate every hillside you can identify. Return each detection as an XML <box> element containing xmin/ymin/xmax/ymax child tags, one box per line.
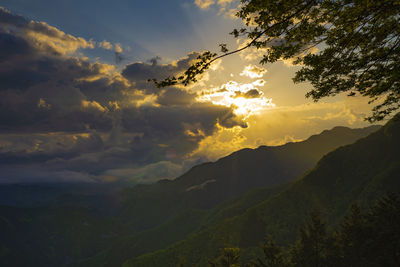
<box><xmin>119</xmin><ymin>125</ymin><xmax>380</xmax><ymax>230</ymax></box>
<box><xmin>123</xmin><ymin>116</ymin><xmax>399</xmax><ymax>267</ymax></box>
<box><xmin>79</xmin><ymin>125</ymin><xmax>380</xmax><ymax>267</ymax></box>
<box><xmin>0</xmin><ymin>124</ymin><xmax>381</xmax><ymax>267</ymax></box>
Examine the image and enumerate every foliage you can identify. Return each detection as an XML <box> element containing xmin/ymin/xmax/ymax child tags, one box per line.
<box><xmin>250</xmin><ymin>235</ymin><xmax>288</xmax><ymax>267</ymax></box>
<box><xmin>124</xmin><ymin>114</ymin><xmax>400</xmax><ymax>267</ymax></box>
<box><xmin>289</xmin><ymin>210</ymin><xmax>332</xmax><ymax>267</ymax></box>
<box><xmin>333</xmin><ymin>204</ymin><xmax>368</xmax><ymax>266</ymax></box>
<box><xmin>0</xmin><ymin>126</ymin><xmax>377</xmax><ymax>267</ymax></box>
<box><xmin>209</xmin><ymin>246</ymin><xmax>241</xmax><ymax>267</ymax></box>
<box><xmin>213</xmin><ymin>194</ymin><xmax>399</xmax><ymax>267</ymax></box>
<box><xmin>154</xmin><ymin>0</ymin><xmax>400</xmax><ymax>121</ymax></box>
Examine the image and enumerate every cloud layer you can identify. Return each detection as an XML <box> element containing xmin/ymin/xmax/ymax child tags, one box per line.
<box><xmin>0</xmin><ymin>6</ymin><xmax>375</xmax><ymax>184</ymax></box>
<box><xmin>0</xmin><ymin>7</ymin><xmax>246</xmax><ymax>184</ymax></box>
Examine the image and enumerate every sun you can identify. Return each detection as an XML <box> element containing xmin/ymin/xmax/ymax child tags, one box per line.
<box><xmin>197</xmin><ymin>80</ymin><xmax>275</xmax><ymax>117</ymax></box>
<box><xmin>228</xmin><ymin>96</ymin><xmax>272</xmax><ymax>116</ymax></box>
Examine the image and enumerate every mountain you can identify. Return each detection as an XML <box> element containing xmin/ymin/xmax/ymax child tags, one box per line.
<box><xmin>0</xmin><ymin>124</ymin><xmax>382</xmax><ymax>267</ymax></box>
<box><xmin>123</xmin><ymin>116</ymin><xmax>400</xmax><ymax>266</ymax></box>
<box><xmin>0</xmin><ymin>205</ymin><xmax>123</xmax><ymax>267</ymax></box>
<box><xmin>119</xmin><ymin>125</ymin><xmax>380</xmax><ymax>229</ymax></box>
<box><xmin>0</xmin><ymin>183</ymin><xmax>122</xmax><ymax>211</ymax></box>
<box><xmin>78</xmin><ymin>125</ymin><xmax>380</xmax><ymax>267</ymax></box>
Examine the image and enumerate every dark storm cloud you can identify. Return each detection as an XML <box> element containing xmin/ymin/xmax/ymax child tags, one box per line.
<box><xmin>0</xmin><ymin>32</ymin><xmax>34</xmax><ymax>61</ymax></box>
<box><xmin>0</xmin><ymin>7</ymin><xmax>122</xmax><ymax>133</ymax></box>
<box><xmin>115</xmin><ymin>52</ymin><xmax>124</xmax><ymax>64</ymax></box>
<box><xmin>156</xmin><ymin>88</ymin><xmax>196</xmax><ymax>106</ymax></box>
<box><xmin>0</xmin><ymin>7</ymin><xmax>247</xmax><ymax>183</ymax></box>
<box><xmin>0</xmin><ymin>132</ymin><xmax>104</xmax><ymax>165</ymax></box>
<box><xmin>122</xmin><ymin>103</ymin><xmax>245</xmax><ymax>138</ymax></box>
<box><xmin>234</xmin><ymin>89</ymin><xmax>262</xmax><ymax>99</ymax></box>
<box><xmin>0</xmin><ymin>6</ymin><xmax>27</xmax><ymax>27</ymax></box>
<box><xmin>122</xmin><ymin>52</ymin><xmax>199</xmax><ymax>82</ymax></box>
<box><xmin>74</xmin><ymin>74</ymin><xmax>140</xmax><ymax>108</ymax></box>
<box><xmin>0</xmin><ymin>80</ymin><xmax>114</xmax><ymax>133</ymax></box>
<box><xmin>121</xmin><ymin>52</ymin><xmax>200</xmax><ymax>94</ymax></box>
<box><xmin>116</xmin><ymin>102</ymin><xmax>246</xmax><ymax>166</ymax></box>
<box><xmin>0</xmin><ymin>166</ymin><xmax>94</xmax><ymax>184</ymax></box>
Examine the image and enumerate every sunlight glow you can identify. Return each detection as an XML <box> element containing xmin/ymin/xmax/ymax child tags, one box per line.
<box><xmin>197</xmin><ymin>80</ymin><xmax>275</xmax><ymax>116</ymax></box>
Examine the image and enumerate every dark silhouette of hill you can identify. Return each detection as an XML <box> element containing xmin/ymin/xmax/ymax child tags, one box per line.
<box><xmin>123</xmin><ymin>115</ymin><xmax>399</xmax><ymax>266</ymax></box>
<box><xmin>119</xmin><ymin>125</ymin><xmax>380</xmax><ymax>229</ymax></box>
<box><xmin>76</xmin><ymin>125</ymin><xmax>380</xmax><ymax>267</ymax></box>
<box><xmin>0</xmin><ymin>124</ymin><xmax>382</xmax><ymax>267</ymax></box>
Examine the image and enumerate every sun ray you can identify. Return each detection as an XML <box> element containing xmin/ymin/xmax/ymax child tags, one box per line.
<box><xmin>197</xmin><ymin>80</ymin><xmax>275</xmax><ymax>117</ymax></box>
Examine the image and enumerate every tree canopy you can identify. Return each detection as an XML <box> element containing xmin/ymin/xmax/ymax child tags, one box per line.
<box><xmin>206</xmin><ymin>194</ymin><xmax>400</xmax><ymax>267</ymax></box>
<box><xmin>153</xmin><ymin>0</ymin><xmax>400</xmax><ymax>122</ymax></box>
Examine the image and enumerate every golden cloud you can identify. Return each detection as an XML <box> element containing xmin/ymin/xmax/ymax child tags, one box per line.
<box><xmin>187</xmin><ymin>98</ymin><xmax>374</xmax><ymax>162</ymax></box>
<box><xmin>197</xmin><ymin>80</ymin><xmax>274</xmax><ymax>117</ymax></box>
<box><xmin>194</xmin><ymin>0</ymin><xmax>215</xmax><ymax>9</ymax></box>
<box><xmin>115</xmin><ymin>43</ymin><xmax>123</xmax><ymax>53</ymax></box>
<box><xmin>98</xmin><ymin>40</ymin><xmax>113</xmax><ymax>50</ymax></box>
<box><xmin>25</xmin><ymin>21</ymin><xmax>95</xmax><ymax>55</ymax></box>
<box><xmin>81</xmin><ymin>100</ymin><xmax>106</xmax><ymax>112</ymax></box>
<box><xmin>240</xmin><ymin>64</ymin><xmax>267</xmax><ymax>79</ymax></box>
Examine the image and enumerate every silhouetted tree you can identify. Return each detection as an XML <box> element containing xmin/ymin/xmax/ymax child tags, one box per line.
<box><xmin>177</xmin><ymin>255</ymin><xmax>186</xmax><ymax>267</ymax></box>
<box><xmin>154</xmin><ymin>0</ymin><xmax>400</xmax><ymax>121</ymax></box>
<box><xmin>250</xmin><ymin>235</ymin><xmax>288</xmax><ymax>267</ymax></box>
<box><xmin>289</xmin><ymin>210</ymin><xmax>332</xmax><ymax>267</ymax></box>
<box><xmin>333</xmin><ymin>204</ymin><xmax>368</xmax><ymax>266</ymax></box>
<box><xmin>361</xmin><ymin>194</ymin><xmax>400</xmax><ymax>266</ymax></box>
<box><xmin>209</xmin><ymin>246</ymin><xmax>241</xmax><ymax>267</ymax></box>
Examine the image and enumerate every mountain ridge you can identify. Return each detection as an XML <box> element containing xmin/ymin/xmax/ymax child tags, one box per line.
<box><xmin>119</xmin><ymin>124</ymin><xmax>380</xmax><ymax>228</ymax></box>
<box><xmin>122</xmin><ymin>117</ymin><xmax>398</xmax><ymax>267</ymax></box>
<box><xmin>77</xmin><ymin>124</ymin><xmax>382</xmax><ymax>267</ymax></box>
<box><xmin>0</xmin><ymin>124</ymin><xmax>384</xmax><ymax>267</ymax></box>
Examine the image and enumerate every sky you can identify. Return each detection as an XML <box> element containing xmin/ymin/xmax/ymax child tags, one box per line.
<box><xmin>0</xmin><ymin>0</ymin><xmax>377</xmax><ymax>184</ymax></box>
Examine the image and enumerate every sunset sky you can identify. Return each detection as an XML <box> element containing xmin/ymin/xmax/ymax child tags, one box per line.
<box><xmin>0</xmin><ymin>0</ymin><xmax>377</xmax><ymax>184</ymax></box>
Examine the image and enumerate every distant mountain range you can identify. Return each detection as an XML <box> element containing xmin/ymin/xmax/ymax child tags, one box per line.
<box><xmin>1</xmin><ymin>121</ymin><xmax>397</xmax><ymax>267</ymax></box>
<box><xmin>123</xmin><ymin>116</ymin><xmax>400</xmax><ymax>267</ymax></box>
<box><xmin>78</xmin><ymin>124</ymin><xmax>383</xmax><ymax>267</ymax></box>
<box><xmin>118</xmin><ymin>125</ymin><xmax>380</xmax><ymax>230</ymax></box>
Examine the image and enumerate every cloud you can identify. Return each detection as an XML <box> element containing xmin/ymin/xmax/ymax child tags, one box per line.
<box><xmin>121</xmin><ymin>103</ymin><xmax>246</xmax><ymax>141</ymax></box>
<box><xmin>187</xmin><ymin>99</ymin><xmax>374</xmax><ymax>162</ymax></box>
<box><xmin>224</xmin><ymin>7</ymin><xmax>240</xmax><ymax>19</ymax></box>
<box><xmin>0</xmin><ymin>7</ymin><xmax>27</xmax><ymax>27</ymax></box>
<box><xmin>101</xmin><ymin>161</ymin><xmax>184</xmax><ymax>184</ymax></box>
<box><xmin>0</xmin><ymin>167</ymin><xmax>94</xmax><ymax>184</ymax></box>
<box><xmin>115</xmin><ymin>43</ymin><xmax>123</xmax><ymax>53</ymax></box>
<box><xmin>25</xmin><ymin>21</ymin><xmax>95</xmax><ymax>55</ymax></box>
<box><xmin>121</xmin><ymin>52</ymin><xmax>211</xmax><ymax>95</ymax></box>
<box><xmin>0</xmin><ymin>32</ymin><xmax>35</xmax><ymax>62</ymax></box>
<box><xmin>0</xmin><ymin>7</ymin><xmax>250</xmax><ymax>183</ymax></box>
<box><xmin>0</xmin><ymin>8</ymin><xmax>94</xmax><ymax>56</ymax></box>
<box><xmin>281</xmin><ymin>46</ymin><xmax>319</xmax><ymax>67</ymax></box>
<box><xmin>217</xmin><ymin>0</ymin><xmax>234</xmax><ymax>6</ymax></box>
<box><xmin>234</xmin><ymin>89</ymin><xmax>262</xmax><ymax>99</ymax></box>
<box><xmin>197</xmin><ymin>80</ymin><xmax>274</xmax><ymax>117</ymax></box>
<box><xmin>240</xmin><ymin>64</ymin><xmax>267</xmax><ymax>78</ymax></box>
<box><xmin>0</xmin><ymin>132</ymin><xmax>105</xmax><ymax>169</ymax></box>
<box><xmin>4</xmin><ymin>7</ymin><xmax>362</xmax><ymax>186</ymax></box>
<box><xmin>236</xmin><ymin>37</ymin><xmax>287</xmax><ymax>62</ymax></box>
<box><xmin>114</xmin><ymin>43</ymin><xmax>124</xmax><ymax>64</ymax></box>
<box><xmin>37</xmin><ymin>98</ymin><xmax>51</xmax><ymax>109</ymax></box>
<box><xmin>186</xmin><ymin>179</ymin><xmax>216</xmax><ymax>191</ymax></box>
<box><xmin>194</xmin><ymin>0</ymin><xmax>237</xmax><ymax>13</ymax></box>
<box><xmin>194</xmin><ymin>0</ymin><xmax>215</xmax><ymax>9</ymax></box>
<box><xmin>156</xmin><ymin>88</ymin><xmax>196</xmax><ymax>106</ymax></box>
<box><xmin>98</xmin><ymin>40</ymin><xmax>113</xmax><ymax>50</ymax></box>
<box><xmin>122</xmin><ymin>52</ymin><xmax>199</xmax><ymax>89</ymax></box>
<box><xmin>0</xmin><ymin>9</ymin><xmax>132</xmax><ymax>134</ymax></box>
<box><xmin>235</xmin><ymin>35</ymin><xmax>320</xmax><ymax>67</ymax></box>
